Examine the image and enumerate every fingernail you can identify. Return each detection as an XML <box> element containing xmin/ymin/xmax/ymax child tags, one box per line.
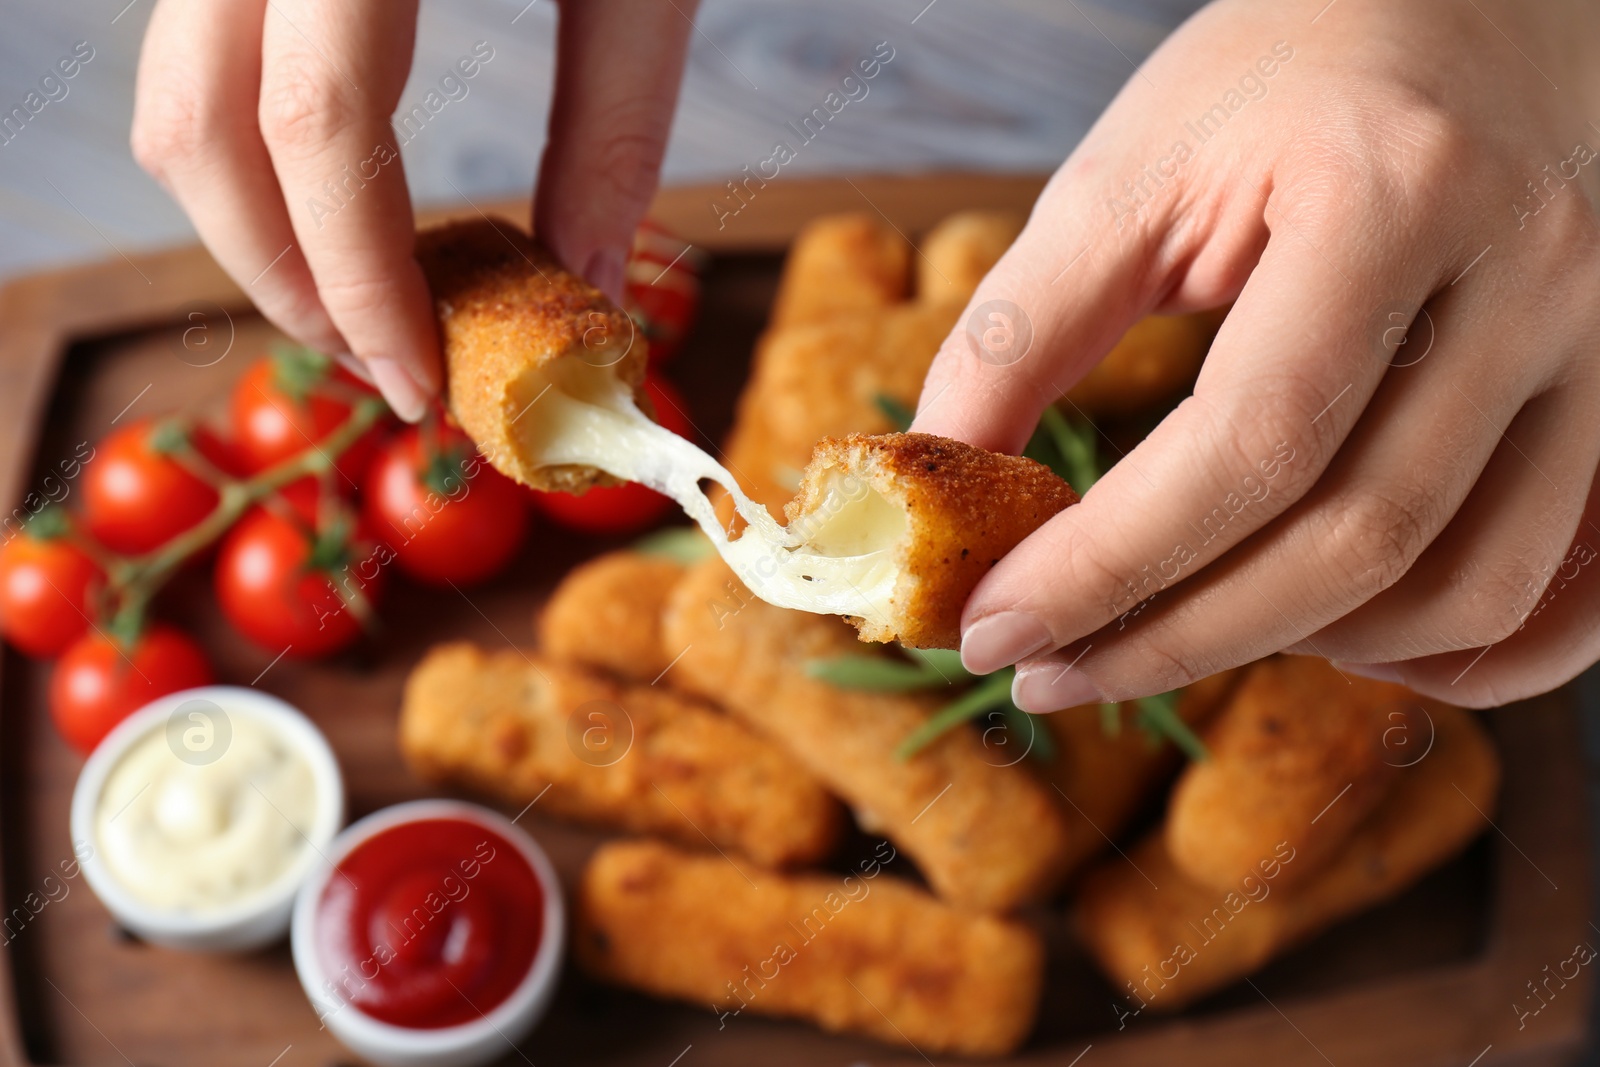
<box><xmin>1337</xmin><ymin>661</ymin><xmax>1404</xmax><ymax>684</ymax></box>
<box><xmin>961</xmin><ymin>611</ymin><xmax>1054</xmax><ymax>674</ymax></box>
<box><xmin>583</xmin><ymin>245</ymin><xmax>627</xmax><ymax>303</ymax></box>
<box><xmin>368</xmin><ymin>357</ymin><xmax>429</xmax><ymax>422</ymax></box>
<box><xmin>1012</xmin><ymin>660</ymin><xmax>1102</xmax><ymax>713</ymax></box>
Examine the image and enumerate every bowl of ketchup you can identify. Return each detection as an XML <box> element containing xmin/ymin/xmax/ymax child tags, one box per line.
<box><xmin>290</xmin><ymin>799</ymin><xmax>565</xmax><ymax>1067</ymax></box>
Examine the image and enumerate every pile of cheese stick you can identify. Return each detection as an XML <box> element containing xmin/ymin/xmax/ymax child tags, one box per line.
<box><xmin>398</xmin><ymin>212</ymin><xmax>1501</xmax><ymax>1058</ymax></box>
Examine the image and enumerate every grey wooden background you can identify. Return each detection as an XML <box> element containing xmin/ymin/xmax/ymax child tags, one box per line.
<box><xmin>0</xmin><ymin>0</ymin><xmax>1209</xmax><ymax>278</ymax></box>
<box><xmin>2</xmin><ymin>0</ymin><xmax>1598</xmax><ymax>1058</ymax></box>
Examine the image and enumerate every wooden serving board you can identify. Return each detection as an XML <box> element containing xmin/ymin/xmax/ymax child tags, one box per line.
<box><xmin>0</xmin><ymin>174</ymin><xmax>1592</xmax><ymax>1067</ymax></box>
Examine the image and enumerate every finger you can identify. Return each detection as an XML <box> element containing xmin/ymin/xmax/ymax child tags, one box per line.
<box><xmin>907</xmin><ymin>167</ymin><xmax>1164</xmax><ymax>455</ymax></box>
<box><xmin>1007</xmin><ymin>300</ymin><xmax>1544</xmax><ymax>710</ymax></box>
<box><xmin>960</xmin><ymin>212</ymin><xmax>1431</xmax><ymax>679</ymax></box>
<box><xmin>1368</xmin><ymin>465</ymin><xmax>1600</xmax><ymax>708</ymax></box>
<box><xmin>1296</xmin><ymin>383</ymin><xmax>1600</xmax><ymax>662</ymax></box>
<box><xmin>131</xmin><ymin>0</ymin><xmax>345</xmax><ymax>356</ymax></box>
<box><xmin>258</xmin><ymin>0</ymin><xmax>438</xmax><ymax>420</ymax></box>
<box><xmin>534</xmin><ymin>0</ymin><xmax>697</xmax><ymax>300</ymax></box>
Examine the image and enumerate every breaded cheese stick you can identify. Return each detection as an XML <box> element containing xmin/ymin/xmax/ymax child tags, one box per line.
<box><xmin>537</xmin><ymin>550</ymin><xmax>686</xmax><ymax>683</ymax></box>
<box><xmin>784</xmin><ymin>432</ymin><xmax>1078</xmax><ymax>649</ymax></box>
<box><xmin>576</xmin><ymin>839</ymin><xmax>1043</xmax><ymax>1058</ymax></box>
<box><xmin>401</xmin><ymin>642</ymin><xmax>841</xmax><ymax>868</ymax></box>
<box><xmin>1063</xmin><ymin>314</ymin><xmax>1210</xmax><ymax>419</ymax></box>
<box><xmin>416</xmin><ymin>218</ymin><xmax>646</xmax><ymax>494</ymax></box>
<box><xmin>717</xmin><ymin>300</ymin><xmax>962</xmax><ymax>524</ymax></box>
<box><xmin>916</xmin><ymin>210</ymin><xmax>1024</xmax><ymax>305</ymax></box>
<box><xmin>1045</xmin><ymin>670</ymin><xmax>1241</xmax><ymax>876</ymax></box>
<box><xmin>1072</xmin><ymin>704</ymin><xmax>1499</xmax><ymax>1013</ymax></box>
<box><xmin>1164</xmin><ymin>656</ymin><xmax>1425</xmax><ymax>892</ymax></box>
<box><xmin>768</xmin><ymin>213</ymin><xmax>910</xmax><ymax>329</ymax></box>
<box><xmin>662</xmin><ymin>557</ymin><xmax>1073</xmax><ymax>912</ymax></box>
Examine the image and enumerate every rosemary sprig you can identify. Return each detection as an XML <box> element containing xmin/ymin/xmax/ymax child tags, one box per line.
<box><xmin>1023</xmin><ymin>405</ymin><xmax>1099</xmax><ymax>492</ymax></box>
<box><xmin>894</xmin><ymin>670</ymin><xmax>1015</xmax><ymax>760</ymax></box>
<box><xmin>874</xmin><ymin>393</ymin><xmax>915</xmax><ymax>433</ymax></box>
<box><xmin>1131</xmin><ymin>690</ymin><xmax>1209</xmax><ymax>761</ymax></box>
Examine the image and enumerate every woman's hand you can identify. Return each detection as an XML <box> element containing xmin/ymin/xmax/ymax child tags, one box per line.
<box><xmin>131</xmin><ymin>0</ymin><xmax>696</xmax><ymax>420</ymax></box>
<box><xmin>914</xmin><ymin>0</ymin><xmax>1600</xmax><ymax>709</ymax></box>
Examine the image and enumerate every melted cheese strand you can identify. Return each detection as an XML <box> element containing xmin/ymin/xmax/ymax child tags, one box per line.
<box><xmin>526</xmin><ymin>372</ymin><xmax>899</xmax><ymax>621</ymax></box>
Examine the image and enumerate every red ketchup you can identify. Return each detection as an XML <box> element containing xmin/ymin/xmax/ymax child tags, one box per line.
<box><xmin>315</xmin><ymin>818</ymin><xmax>544</xmax><ymax>1028</ymax></box>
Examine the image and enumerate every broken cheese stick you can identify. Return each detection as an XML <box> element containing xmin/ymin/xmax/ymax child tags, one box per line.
<box><xmin>416</xmin><ymin>218</ymin><xmax>645</xmax><ymax>494</ymax></box>
<box><xmin>576</xmin><ymin>839</ymin><xmax>1044</xmax><ymax>1058</ymax></box>
<box><xmin>786</xmin><ymin>432</ymin><xmax>1077</xmax><ymax>648</ymax></box>
<box><xmin>400</xmin><ymin>642</ymin><xmax>842</xmax><ymax>868</ymax></box>
<box><xmin>663</xmin><ymin>556</ymin><xmax>1074</xmax><ymax>912</ymax></box>
<box><xmin>421</xmin><ymin>219</ymin><xmax>1075</xmax><ymax>649</ymax></box>
<box><xmin>1072</xmin><ymin>704</ymin><xmax>1499</xmax><ymax>1013</ymax></box>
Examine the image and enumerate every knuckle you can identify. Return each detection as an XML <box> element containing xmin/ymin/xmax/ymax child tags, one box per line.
<box><xmin>587</xmin><ymin>127</ymin><xmax>668</xmax><ymax>209</ymax></box>
<box><xmin>314</xmin><ymin>272</ymin><xmax>398</xmax><ymax>331</ymax></box>
<box><xmin>1453</xmin><ymin>555</ymin><xmax>1546</xmax><ymax>647</ymax></box>
<box><xmin>259</xmin><ymin>59</ymin><xmax>358</xmax><ymax>151</ymax></box>
<box><xmin>1317</xmin><ymin>484</ymin><xmax>1440</xmax><ymax>601</ymax></box>
<box><xmin>1044</xmin><ymin>529</ymin><xmax>1146</xmax><ymax>628</ymax></box>
<box><xmin>1282</xmin><ymin>88</ymin><xmax>1472</xmax><ymax>232</ymax></box>
<box><xmin>130</xmin><ymin>87</ymin><xmax>208</xmax><ymax>179</ymax></box>
<box><xmin>1196</xmin><ymin>387</ymin><xmax>1323</xmax><ymax>500</ymax></box>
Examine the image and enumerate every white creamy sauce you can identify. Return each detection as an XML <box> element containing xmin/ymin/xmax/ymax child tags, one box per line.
<box><xmin>521</xmin><ymin>361</ymin><xmax>905</xmax><ymax>623</ymax></box>
<box><xmin>95</xmin><ymin>715</ymin><xmax>318</xmax><ymax>913</ymax></box>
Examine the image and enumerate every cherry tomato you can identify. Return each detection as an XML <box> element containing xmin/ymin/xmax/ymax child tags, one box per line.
<box><xmin>51</xmin><ymin>625</ymin><xmax>212</xmax><ymax>754</ymax></box>
<box><xmin>363</xmin><ymin>423</ymin><xmax>530</xmax><ymax>586</ymax></box>
<box><xmin>0</xmin><ymin>533</ymin><xmax>102</xmax><ymax>657</ymax></box>
<box><xmin>532</xmin><ymin>376</ymin><xmax>694</xmax><ymax>535</ymax></box>
<box><xmin>229</xmin><ymin>349</ymin><xmax>380</xmax><ymax>485</ymax></box>
<box><xmin>82</xmin><ymin>419</ymin><xmax>222</xmax><ymax>555</ymax></box>
<box><xmin>214</xmin><ymin>501</ymin><xmax>386</xmax><ymax>656</ymax></box>
<box><xmin>624</xmin><ymin>221</ymin><xmax>701</xmax><ymax>365</ymax></box>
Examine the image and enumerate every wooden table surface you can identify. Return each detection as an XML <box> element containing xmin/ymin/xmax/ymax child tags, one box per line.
<box><xmin>2</xmin><ymin>0</ymin><xmax>1599</xmax><ymax>1059</ymax></box>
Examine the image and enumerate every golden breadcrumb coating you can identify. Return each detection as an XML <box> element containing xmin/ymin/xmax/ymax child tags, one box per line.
<box><xmin>1165</xmin><ymin>656</ymin><xmax>1428</xmax><ymax>892</ymax></box>
<box><xmin>400</xmin><ymin>642</ymin><xmax>841</xmax><ymax>868</ymax></box>
<box><xmin>663</xmin><ymin>556</ymin><xmax>1073</xmax><ymax>912</ymax></box>
<box><xmin>1044</xmin><ymin>669</ymin><xmax>1241</xmax><ymax>877</ymax></box>
<box><xmin>786</xmin><ymin>432</ymin><xmax>1078</xmax><ymax>649</ymax></box>
<box><xmin>916</xmin><ymin>210</ymin><xmax>1024</xmax><ymax>305</ymax></box>
<box><xmin>538</xmin><ymin>550</ymin><xmax>686</xmax><ymax>683</ymax></box>
<box><xmin>1072</xmin><ymin>704</ymin><xmax>1499</xmax><ymax>1012</ymax></box>
<box><xmin>576</xmin><ymin>839</ymin><xmax>1043</xmax><ymax>1057</ymax></box>
<box><xmin>415</xmin><ymin>217</ymin><xmax>647</xmax><ymax>493</ymax></box>
<box><xmin>769</xmin><ymin>213</ymin><xmax>910</xmax><ymax>329</ymax></box>
<box><xmin>1064</xmin><ymin>313</ymin><xmax>1211</xmax><ymax>418</ymax></box>
<box><xmin>715</xmin><ymin>301</ymin><xmax>962</xmax><ymax>527</ymax></box>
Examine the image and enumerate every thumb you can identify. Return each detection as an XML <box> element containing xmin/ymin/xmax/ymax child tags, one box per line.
<box><xmin>909</xmin><ymin>160</ymin><xmax>1168</xmax><ymax>455</ymax></box>
<box><xmin>534</xmin><ymin>0</ymin><xmax>697</xmax><ymax>301</ymax></box>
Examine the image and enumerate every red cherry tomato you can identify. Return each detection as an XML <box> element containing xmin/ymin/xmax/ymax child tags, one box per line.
<box><xmin>363</xmin><ymin>423</ymin><xmax>530</xmax><ymax>586</ymax></box>
<box><xmin>82</xmin><ymin>420</ymin><xmax>222</xmax><ymax>555</ymax></box>
<box><xmin>0</xmin><ymin>533</ymin><xmax>102</xmax><ymax>657</ymax></box>
<box><xmin>624</xmin><ymin>222</ymin><xmax>701</xmax><ymax>365</ymax></box>
<box><xmin>229</xmin><ymin>350</ymin><xmax>380</xmax><ymax>485</ymax></box>
<box><xmin>214</xmin><ymin>502</ymin><xmax>386</xmax><ymax>656</ymax></box>
<box><xmin>50</xmin><ymin>625</ymin><xmax>212</xmax><ymax>754</ymax></box>
<box><xmin>532</xmin><ymin>376</ymin><xmax>694</xmax><ymax>536</ymax></box>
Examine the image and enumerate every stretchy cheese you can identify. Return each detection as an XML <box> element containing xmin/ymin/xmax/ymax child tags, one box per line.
<box><xmin>418</xmin><ymin>219</ymin><xmax>1075</xmax><ymax>647</ymax></box>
